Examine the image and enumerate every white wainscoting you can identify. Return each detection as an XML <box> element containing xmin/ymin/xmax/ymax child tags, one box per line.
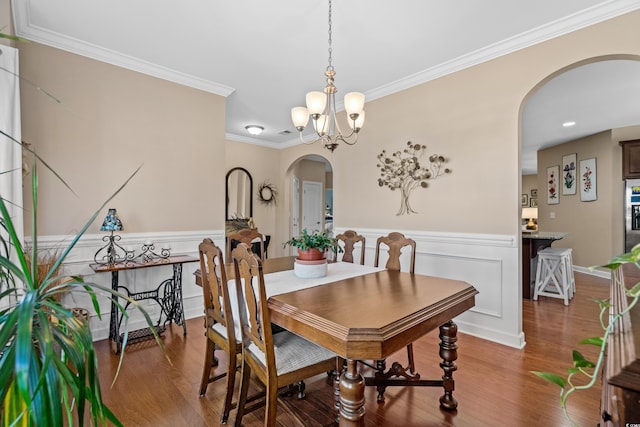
<box><xmin>335</xmin><ymin>227</ymin><xmax>524</xmax><ymax>348</ymax></box>
<box><xmin>32</xmin><ymin>230</ymin><xmax>224</xmax><ymax>342</ymax></box>
<box><xmin>34</xmin><ymin>227</ymin><xmax>604</xmax><ymax>350</ymax></box>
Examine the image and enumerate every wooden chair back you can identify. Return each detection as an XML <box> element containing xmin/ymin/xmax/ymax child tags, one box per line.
<box><xmin>199</xmin><ymin>238</ymin><xmax>235</xmax><ymax>341</ymax></box>
<box><xmin>372</xmin><ymin>232</ymin><xmax>419</xmax><ymax>396</ymax></box>
<box><xmin>334</xmin><ymin>229</ymin><xmax>366</xmax><ymax>265</ymax></box>
<box><xmin>197</xmin><ymin>238</ymin><xmax>239</xmax><ymax>423</ymax></box>
<box><xmin>232</xmin><ymin>243</ymin><xmax>275</xmax><ymax>374</ymax></box>
<box><xmin>227</xmin><ymin>228</ymin><xmax>266</xmax><ymax>260</ymax></box>
<box><xmin>232</xmin><ymin>243</ymin><xmax>340</xmax><ymax>426</ymax></box>
<box><xmin>374</xmin><ymin>232</ymin><xmax>416</xmax><ymax>273</ymax></box>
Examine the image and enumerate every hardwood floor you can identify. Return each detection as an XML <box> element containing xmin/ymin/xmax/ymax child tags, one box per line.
<box><xmin>95</xmin><ymin>272</ymin><xmax>610</xmax><ymax>426</ymax></box>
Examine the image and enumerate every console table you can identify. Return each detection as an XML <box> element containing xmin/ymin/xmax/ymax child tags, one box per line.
<box><xmin>522</xmin><ymin>231</ymin><xmax>567</xmax><ymax>299</ymax></box>
<box><xmin>90</xmin><ymin>255</ymin><xmax>198</xmax><ymax>354</ymax></box>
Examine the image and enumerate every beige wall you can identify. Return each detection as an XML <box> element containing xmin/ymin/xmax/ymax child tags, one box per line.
<box><xmin>13</xmin><ymin>5</ymin><xmax>640</xmax><ymax>270</ymax></box>
<box><xmin>277</xmin><ymin>10</ymin><xmax>640</xmax><ymax>261</ymax></box>
<box><xmin>536</xmin><ymin>125</ymin><xmax>640</xmax><ymax>267</ymax></box>
<box><xmin>225</xmin><ymin>140</ymin><xmax>281</xmax><ymax>251</ymax></box>
<box><xmin>537</xmin><ymin>131</ymin><xmax>616</xmax><ymax>267</ymax></box>
<box><xmin>18</xmin><ymin>41</ymin><xmax>226</xmax><ymax>235</ymax></box>
<box><xmin>521</xmin><ymin>174</ymin><xmax>538</xmax><ymax>227</ymax></box>
<box><xmin>521</xmin><ymin>174</ymin><xmax>538</xmax><ymax>207</ymax></box>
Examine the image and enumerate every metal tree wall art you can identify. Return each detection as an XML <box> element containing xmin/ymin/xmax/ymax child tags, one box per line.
<box><xmin>377</xmin><ymin>141</ymin><xmax>451</xmax><ymax>215</ymax></box>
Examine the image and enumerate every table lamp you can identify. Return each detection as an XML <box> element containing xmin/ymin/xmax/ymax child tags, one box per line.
<box><xmin>94</xmin><ymin>208</ymin><xmax>133</xmax><ymax>265</ymax></box>
<box><xmin>522</xmin><ymin>207</ymin><xmax>538</xmax><ymax>231</ymax></box>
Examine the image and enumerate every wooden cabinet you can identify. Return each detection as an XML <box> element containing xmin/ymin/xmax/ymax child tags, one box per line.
<box><xmin>620</xmin><ymin>139</ymin><xmax>640</xmax><ymax>179</ymax></box>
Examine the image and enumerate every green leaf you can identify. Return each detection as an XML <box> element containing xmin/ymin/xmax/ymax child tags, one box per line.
<box><xmin>628</xmin><ymin>282</ymin><xmax>640</xmax><ymax>297</ymax></box>
<box><xmin>578</xmin><ymin>336</ymin><xmax>603</xmax><ymax>346</ymax></box>
<box><xmin>572</xmin><ymin>350</ymin><xmax>595</xmax><ymax>368</ymax></box>
<box><xmin>532</xmin><ymin>371</ymin><xmax>566</xmax><ymax>388</ymax></box>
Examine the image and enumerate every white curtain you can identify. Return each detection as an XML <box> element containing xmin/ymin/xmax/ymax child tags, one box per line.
<box><xmin>0</xmin><ymin>44</ymin><xmax>24</xmax><ymax>256</ymax></box>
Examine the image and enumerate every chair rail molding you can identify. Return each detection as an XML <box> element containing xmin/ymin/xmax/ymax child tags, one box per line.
<box><xmin>28</xmin><ymin>230</ymin><xmax>224</xmax><ymax>341</ymax></box>
<box><xmin>335</xmin><ymin>227</ymin><xmax>523</xmax><ymax>348</ymax></box>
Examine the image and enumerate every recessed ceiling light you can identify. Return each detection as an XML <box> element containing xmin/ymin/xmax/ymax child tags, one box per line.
<box><xmin>562</xmin><ymin>121</ymin><xmax>576</xmax><ymax>127</ymax></box>
<box><xmin>245</xmin><ymin>125</ymin><xmax>264</xmax><ymax>135</ymax></box>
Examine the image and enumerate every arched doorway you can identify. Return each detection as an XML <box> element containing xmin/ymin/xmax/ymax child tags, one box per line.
<box><xmin>283</xmin><ymin>155</ymin><xmax>334</xmax><ymax>256</ymax></box>
<box><xmin>520</xmin><ymin>56</ymin><xmax>640</xmax><ymax>297</ymax></box>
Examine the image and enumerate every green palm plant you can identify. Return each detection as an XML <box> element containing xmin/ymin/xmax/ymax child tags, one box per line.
<box><xmin>1</xmin><ymin>28</ymin><xmax>166</xmax><ymax>426</ymax></box>
<box><xmin>0</xmin><ymin>159</ymin><xmax>165</xmax><ymax>426</ymax></box>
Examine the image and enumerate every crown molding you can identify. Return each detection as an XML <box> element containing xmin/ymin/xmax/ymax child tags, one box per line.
<box><xmin>11</xmin><ymin>4</ymin><xmax>235</xmax><ymax>97</ymax></box>
<box><xmin>12</xmin><ymin>0</ymin><xmax>640</xmax><ymax>147</ymax></box>
<box><xmin>365</xmin><ymin>0</ymin><xmax>640</xmax><ymax>103</ymax></box>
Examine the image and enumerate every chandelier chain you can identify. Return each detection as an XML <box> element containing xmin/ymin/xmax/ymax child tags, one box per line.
<box><xmin>327</xmin><ymin>0</ymin><xmax>333</xmax><ymax>71</ymax></box>
<box><xmin>290</xmin><ymin>0</ymin><xmax>364</xmax><ymax>152</ymax></box>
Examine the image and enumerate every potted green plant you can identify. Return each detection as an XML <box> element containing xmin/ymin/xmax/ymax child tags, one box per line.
<box><xmin>283</xmin><ymin>228</ymin><xmax>342</xmax><ymax>261</ymax></box>
<box><xmin>0</xmin><ymin>159</ymin><xmax>166</xmax><ymax>427</ymax></box>
<box><xmin>0</xmin><ymin>41</ymin><xmax>165</xmax><ymax>421</ymax></box>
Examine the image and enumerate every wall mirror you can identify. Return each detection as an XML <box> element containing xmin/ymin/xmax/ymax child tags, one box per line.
<box><xmin>226</xmin><ymin>167</ymin><xmax>253</xmax><ymax>220</ymax></box>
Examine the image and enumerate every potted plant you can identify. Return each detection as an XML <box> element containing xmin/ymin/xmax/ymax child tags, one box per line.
<box><xmin>283</xmin><ymin>228</ymin><xmax>342</xmax><ymax>261</ymax></box>
<box><xmin>0</xmin><ymin>36</ymin><xmax>165</xmax><ymax>422</ymax></box>
<box><xmin>532</xmin><ymin>247</ymin><xmax>640</xmax><ymax>424</ymax></box>
<box><xmin>0</xmin><ymin>159</ymin><xmax>166</xmax><ymax>427</ymax></box>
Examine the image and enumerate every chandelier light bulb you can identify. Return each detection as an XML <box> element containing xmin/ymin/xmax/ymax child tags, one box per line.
<box><xmin>349</xmin><ymin>110</ymin><xmax>365</xmax><ymax>131</ymax></box>
<box><xmin>306</xmin><ymin>91</ymin><xmax>327</xmax><ymax>116</ymax></box>
<box><xmin>344</xmin><ymin>92</ymin><xmax>365</xmax><ymax>117</ymax></box>
<box><xmin>291</xmin><ymin>107</ymin><xmax>310</xmax><ymax>130</ymax></box>
<box><xmin>313</xmin><ymin>114</ymin><xmax>330</xmax><ymax>135</ymax></box>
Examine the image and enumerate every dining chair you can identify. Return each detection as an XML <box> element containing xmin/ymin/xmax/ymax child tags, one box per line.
<box><xmin>231</xmin><ymin>243</ymin><xmax>341</xmax><ymax>427</ymax></box>
<box><xmin>333</xmin><ymin>229</ymin><xmax>366</xmax><ymax>265</ymax></box>
<box><xmin>197</xmin><ymin>238</ymin><xmax>240</xmax><ymax>424</ymax></box>
<box><xmin>374</xmin><ymin>231</ymin><xmax>416</xmax><ymax>274</ymax></box>
<box><xmin>371</xmin><ymin>231</ymin><xmax>418</xmax><ymax>400</ymax></box>
<box><xmin>227</xmin><ymin>228</ymin><xmax>266</xmax><ymax>260</ymax></box>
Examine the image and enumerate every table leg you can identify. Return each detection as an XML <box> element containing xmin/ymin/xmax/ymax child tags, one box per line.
<box><xmin>109</xmin><ymin>271</ymin><xmax>122</xmax><ymax>354</ymax></box>
<box><xmin>339</xmin><ymin>359</ymin><xmax>365</xmax><ymax>426</ymax></box>
<box><xmin>438</xmin><ymin>320</ymin><xmax>458</xmax><ymax>410</ymax></box>
<box><xmin>172</xmin><ymin>263</ymin><xmax>187</xmax><ymax>336</ymax></box>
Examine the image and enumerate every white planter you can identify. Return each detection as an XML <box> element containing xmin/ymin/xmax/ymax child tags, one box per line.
<box><xmin>293</xmin><ymin>258</ymin><xmax>328</xmax><ymax>279</ymax></box>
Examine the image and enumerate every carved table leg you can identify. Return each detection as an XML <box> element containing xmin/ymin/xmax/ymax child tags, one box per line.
<box><xmin>438</xmin><ymin>320</ymin><xmax>458</xmax><ymax>410</ymax></box>
<box><xmin>339</xmin><ymin>359</ymin><xmax>365</xmax><ymax>426</ymax></box>
<box><xmin>375</xmin><ymin>359</ymin><xmax>386</xmax><ymax>402</ymax></box>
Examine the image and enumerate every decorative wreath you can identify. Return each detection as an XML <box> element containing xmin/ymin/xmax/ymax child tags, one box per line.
<box><xmin>257</xmin><ymin>181</ymin><xmax>278</xmax><ymax>205</ymax></box>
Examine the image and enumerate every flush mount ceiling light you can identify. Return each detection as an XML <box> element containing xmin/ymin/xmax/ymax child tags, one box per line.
<box><xmin>245</xmin><ymin>125</ymin><xmax>264</xmax><ymax>135</ymax></box>
<box><xmin>562</xmin><ymin>121</ymin><xmax>576</xmax><ymax>127</ymax></box>
<box><xmin>290</xmin><ymin>0</ymin><xmax>365</xmax><ymax>152</ymax></box>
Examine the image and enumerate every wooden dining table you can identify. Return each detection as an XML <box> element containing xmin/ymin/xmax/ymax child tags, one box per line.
<box><xmin>194</xmin><ymin>256</ymin><xmax>478</xmax><ymax>426</ymax></box>
<box><xmin>268</xmin><ymin>265</ymin><xmax>477</xmax><ymax>426</ymax></box>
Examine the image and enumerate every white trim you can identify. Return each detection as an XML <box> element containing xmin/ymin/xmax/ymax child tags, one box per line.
<box><xmin>364</xmin><ymin>0</ymin><xmax>640</xmax><ymax>104</ymax></box>
<box><xmin>334</xmin><ymin>227</ymin><xmax>523</xmax><ymax>348</ymax></box>
<box><xmin>11</xmin><ymin>7</ymin><xmax>234</xmax><ymax>97</ymax></box>
<box><xmin>12</xmin><ymin>1</ymin><xmax>640</xmax><ymax>144</ymax></box>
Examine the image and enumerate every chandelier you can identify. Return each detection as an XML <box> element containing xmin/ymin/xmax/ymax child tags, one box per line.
<box><xmin>290</xmin><ymin>0</ymin><xmax>365</xmax><ymax>152</ymax></box>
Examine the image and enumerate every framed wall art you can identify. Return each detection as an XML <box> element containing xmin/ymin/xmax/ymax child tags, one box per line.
<box><xmin>579</xmin><ymin>157</ymin><xmax>597</xmax><ymax>202</ymax></box>
<box><xmin>530</xmin><ymin>198</ymin><xmax>538</xmax><ymax>207</ymax></box>
<box><xmin>562</xmin><ymin>153</ymin><xmax>577</xmax><ymax>195</ymax></box>
<box><xmin>531</xmin><ymin>189</ymin><xmax>538</xmax><ymax>198</ymax></box>
<box><xmin>521</xmin><ymin>194</ymin><xmax>528</xmax><ymax>206</ymax></box>
<box><xmin>547</xmin><ymin>165</ymin><xmax>559</xmax><ymax>205</ymax></box>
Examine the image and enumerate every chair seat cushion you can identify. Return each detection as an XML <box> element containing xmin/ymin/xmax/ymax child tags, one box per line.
<box><xmin>212</xmin><ymin>322</ymin><xmax>229</xmax><ymax>337</ymax></box>
<box><xmin>247</xmin><ymin>331</ymin><xmax>336</xmax><ymax>375</ymax></box>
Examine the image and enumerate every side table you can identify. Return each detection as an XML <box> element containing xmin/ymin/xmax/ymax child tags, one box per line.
<box><xmin>90</xmin><ymin>255</ymin><xmax>198</xmax><ymax>354</ymax></box>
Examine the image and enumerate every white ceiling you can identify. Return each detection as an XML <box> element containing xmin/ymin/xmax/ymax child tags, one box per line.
<box><xmin>10</xmin><ymin>0</ymin><xmax>640</xmax><ymax>174</ymax></box>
